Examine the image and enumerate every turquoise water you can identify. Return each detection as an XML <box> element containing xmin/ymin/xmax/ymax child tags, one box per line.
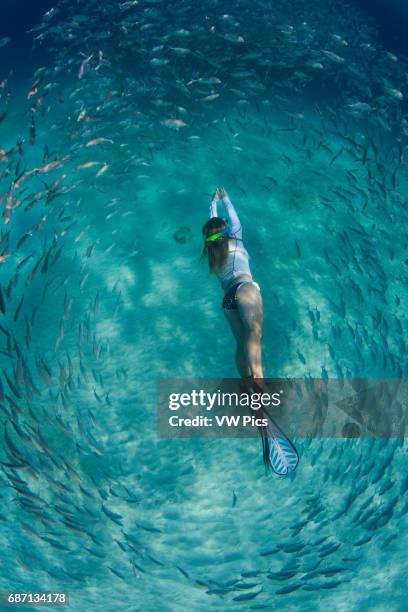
<box><xmin>1</xmin><ymin>0</ymin><xmax>408</xmax><ymax>610</ymax></box>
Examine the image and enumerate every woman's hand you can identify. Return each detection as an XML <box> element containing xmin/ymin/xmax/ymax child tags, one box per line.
<box><xmin>216</xmin><ymin>187</ymin><xmax>228</xmax><ymax>199</ymax></box>
<box><xmin>212</xmin><ymin>190</ymin><xmax>220</xmax><ymax>203</ymax></box>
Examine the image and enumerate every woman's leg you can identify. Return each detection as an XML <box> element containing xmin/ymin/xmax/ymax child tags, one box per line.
<box><xmin>223</xmin><ymin>308</ymin><xmax>252</xmax><ymax>377</ymax></box>
<box><xmin>236</xmin><ymin>283</ymin><xmax>264</xmax><ymax>379</ymax></box>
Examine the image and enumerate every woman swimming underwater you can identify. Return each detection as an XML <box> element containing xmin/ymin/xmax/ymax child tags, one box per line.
<box><xmin>203</xmin><ymin>187</ymin><xmax>264</xmax><ymax>382</ymax></box>
<box><xmin>202</xmin><ymin>188</ymin><xmax>298</xmax><ymax>476</ymax></box>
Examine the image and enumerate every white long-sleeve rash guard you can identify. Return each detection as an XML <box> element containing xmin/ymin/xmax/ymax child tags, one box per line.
<box><xmin>209</xmin><ymin>195</ymin><xmax>253</xmax><ymax>291</ymax></box>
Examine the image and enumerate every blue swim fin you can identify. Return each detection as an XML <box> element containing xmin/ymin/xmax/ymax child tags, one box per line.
<box><xmin>261</xmin><ymin>413</ymin><xmax>299</xmax><ymax>476</ymax></box>
<box><xmin>241</xmin><ymin>378</ymin><xmax>299</xmax><ymax>475</ymax></box>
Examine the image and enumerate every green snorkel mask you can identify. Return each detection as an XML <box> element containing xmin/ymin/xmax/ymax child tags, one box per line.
<box><xmin>206</xmin><ymin>225</ymin><xmax>230</xmax><ymax>242</ymax></box>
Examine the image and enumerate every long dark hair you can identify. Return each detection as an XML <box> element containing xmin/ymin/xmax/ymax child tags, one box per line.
<box><xmin>201</xmin><ymin>217</ymin><xmax>229</xmax><ymax>274</ymax></box>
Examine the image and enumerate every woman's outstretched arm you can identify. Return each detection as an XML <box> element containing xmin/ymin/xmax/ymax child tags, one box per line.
<box><xmin>209</xmin><ymin>191</ymin><xmax>219</xmax><ymax>218</ymax></box>
<box><xmin>217</xmin><ymin>188</ymin><xmax>242</xmax><ymax>239</ymax></box>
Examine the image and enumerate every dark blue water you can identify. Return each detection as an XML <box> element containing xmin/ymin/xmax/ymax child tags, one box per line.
<box><xmin>355</xmin><ymin>0</ymin><xmax>408</xmax><ymax>53</ymax></box>
<box><xmin>0</xmin><ymin>0</ymin><xmax>55</xmax><ymax>77</ymax></box>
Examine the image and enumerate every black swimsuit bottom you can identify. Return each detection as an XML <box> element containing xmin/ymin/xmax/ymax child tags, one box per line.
<box><xmin>222</xmin><ymin>281</ymin><xmax>245</xmax><ymax>310</ymax></box>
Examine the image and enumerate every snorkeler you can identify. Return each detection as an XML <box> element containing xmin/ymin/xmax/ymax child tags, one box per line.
<box><xmin>202</xmin><ymin>188</ymin><xmax>298</xmax><ymax>476</ymax></box>
<box><xmin>203</xmin><ymin>187</ymin><xmax>263</xmax><ymax>383</ymax></box>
